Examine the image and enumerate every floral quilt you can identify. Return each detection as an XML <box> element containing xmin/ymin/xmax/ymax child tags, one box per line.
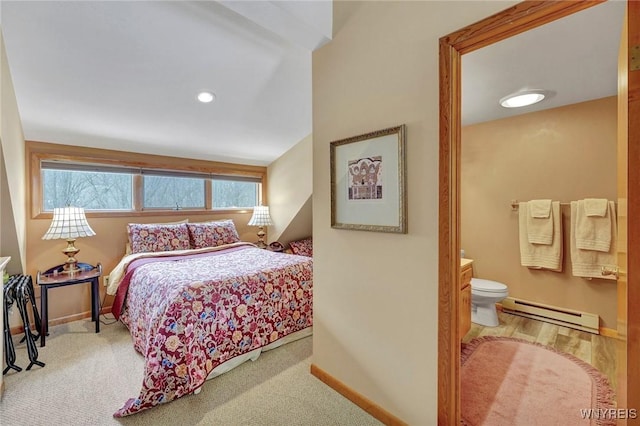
<box><xmin>110</xmin><ymin>243</ymin><xmax>313</xmax><ymax>417</ymax></box>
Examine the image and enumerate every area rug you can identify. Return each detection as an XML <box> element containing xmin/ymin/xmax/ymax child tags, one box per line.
<box><xmin>461</xmin><ymin>336</ymin><xmax>615</xmax><ymax>426</ymax></box>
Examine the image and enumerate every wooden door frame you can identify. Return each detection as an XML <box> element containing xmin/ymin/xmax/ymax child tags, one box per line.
<box><xmin>626</xmin><ymin>0</ymin><xmax>640</xmax><ymax>416</ymax></box>
<box><xmin>437</xmin><ymin>1</ymin><xmax>638</xmax><ymax>423</ymax></box>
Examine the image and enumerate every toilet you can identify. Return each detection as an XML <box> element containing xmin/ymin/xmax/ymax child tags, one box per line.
<box><xmin>470</xmin><ymin>278</ymin><xmax>509</xmax><ymax>327</ymax></box>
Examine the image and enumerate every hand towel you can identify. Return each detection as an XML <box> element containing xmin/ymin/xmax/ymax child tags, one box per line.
<box><xmin>529</xmin><ymin>199</ymin><xmax>552</xmax><ymax>218</ymax></box>
<box><xmin>583</xmin><ymin>198</ymin><xmax>608</xmax><ymax>217</ymax></box>
<box><xmin>570</xmin><ymin>201</ymin><xmax>617</xmax><ymax>280</ymax></box>
<box><xmin>575</xmin><ymin>199</ymin><xmax>611</xmax><ymax>252</ymax></box>
<box><xmin>527</xmin><ymin>199</ymin><xmax>553</xmax><ymax>244</ymax></box>
<box><xmin>519</xmin><ymin>201</ymin><xmax>563</xmax><ymax>271</ymax></box>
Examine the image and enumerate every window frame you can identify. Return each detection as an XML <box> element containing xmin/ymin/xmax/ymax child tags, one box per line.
<box><xmin>28</xmin><ymin>141</ymin><xmax>267</xmax><ymax>219</ymax></box>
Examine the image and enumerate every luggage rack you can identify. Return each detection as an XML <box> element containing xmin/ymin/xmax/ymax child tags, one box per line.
<box><xmin>3</xmin><ymin>274</ymin><xmax>45</xmax><ymax>374</ymax></box>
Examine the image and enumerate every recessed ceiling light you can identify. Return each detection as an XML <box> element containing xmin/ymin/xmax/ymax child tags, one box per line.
<box><xmin>499</xmin><ymin>90</ymin><xmax>546</xmax><ymax>108</ymax></box>
<box><xmin>197</xmin><ymin>91</ymin><xmax>216</xmax><ymax>103</ymax></box>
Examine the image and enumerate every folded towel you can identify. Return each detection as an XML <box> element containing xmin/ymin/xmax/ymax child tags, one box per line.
<box><xmin>570</xmin><ymin>201</ymin><xmax>617</xmax><ymax>280</ymax></box>
<box><xmin>526</xmin><ymin>200</ymin><xmax>554</xmax><ymax>244</ymax></box>
<box><xmin>529</xmin><ymin>199</ymin><xmax>552</xmax><ymax>218</ymax></box>
<box><xmin>583</xmin><ymin>198</ymin><xmax>608</xmax><ymax>217</ymax></box>
<box><xmin>576</xmin><ymin>199</ymin><xmax>611</xmax><ymax>252</ymax></box>
<box><xmin>519</xmin><ymin>201</ymin><xmax>562</xmax><ymax>271</ymax></box>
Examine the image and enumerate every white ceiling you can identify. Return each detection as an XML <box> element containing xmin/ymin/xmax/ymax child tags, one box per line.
<box><xmin>1</xmin><ymin>1</ymin><xmax>331</xmax><ymax>166</ymax></box>
<box><xmin>463</xmin><ymin>1</ymin><xmax>625</xmax><ymax>126</ymax></box>
<box><xmin>1</xmin><ymin>1</ymin><xmax>626</xmax><ymax>166</ymax></box>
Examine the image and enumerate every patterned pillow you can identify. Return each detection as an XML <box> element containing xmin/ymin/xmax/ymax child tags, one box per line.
<box><xmin>187</xmin><ymin>220</ymin><xmax>240</xmax><ymax>249</ymax></box>
<box><xmin>128</xmin><ymin>223</ymin><xmax>191</xmax><ymax>253</ymax></box>
<box><xmin>289</xmin><ymin>238</ymin><xmax>312</xmax><ymax>257</ymax></box>
<box><xmin>126</xmin><ymin>219</ymin><xmax>188</xmax><ymax>254</ymax></box>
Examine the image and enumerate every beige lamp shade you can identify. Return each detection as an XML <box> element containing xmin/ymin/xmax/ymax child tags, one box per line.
<box><xmin>247</xmin><ymin>205</ymin><xmax>273</xmax><ymax>227</ymax></box>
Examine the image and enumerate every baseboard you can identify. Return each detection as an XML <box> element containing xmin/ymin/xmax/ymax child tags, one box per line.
<box><xmin>599</xmin><ymin>327</ymin><xmax>619</xmax><ymax>339</ymax></box>
<box><xmin>310</xmin><ymin>364</ymin><xmax>407</xmax><ymax>426</ymax></box>
<box><xmin>9</xmin><ymin>306</ymin><xmax>113</xmax><ymax>335</ymax></box>
<box><xmin>499</xmin><ymin>303</ymin><xmax>620</xmax><ymax>339</ymax></box>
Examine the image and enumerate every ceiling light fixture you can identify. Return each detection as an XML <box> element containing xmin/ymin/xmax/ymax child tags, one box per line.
<box><xmin>197</xmin><ymin>91</ymin><xmax>216</xmax><ymax>103</ymax></box>
<box><xmin>499</xmin><ymin>90</ymin><xmax>547</xmax><ymax>108</ymax></box>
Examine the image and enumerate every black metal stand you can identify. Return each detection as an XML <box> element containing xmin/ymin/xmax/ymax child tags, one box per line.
<box><xmin>16</xmin><ymin>276</ymin><xmax>45</xmax><ymax>369</ymax></box>
<box><xmin>2</xmin><ymin>274</ymin><xmax>45</xmax><ymax>374</ymax></box>
<box><xmin>3</xmin><ymin>280</ymin><xmax>21</xmax><ymax>374</ymax></box>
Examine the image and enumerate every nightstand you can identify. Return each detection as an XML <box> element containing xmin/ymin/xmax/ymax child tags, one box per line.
<box><xmin>36</xmin><ymin>262</ymin><xmax>102</xmax><ymax>347</ymax></box>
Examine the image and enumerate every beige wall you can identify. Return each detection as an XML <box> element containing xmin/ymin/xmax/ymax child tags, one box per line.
<box><xmin>461</xmin><ymin>97</ymin><xmax>618</xmax><ymax>328</ymax></box>
<box><xmin>312</xmin><ymin>1</ymin><xmax>516</xmax><ymax>424</ymax></box>
<box><xmin>267</xmin><ymin>133</ymin><xmax>312</xmax><ymax>244</ymax></box>
<box><xmin>0</xmin><ymin>30</ymin><xmax>27</xmax><ymax>275</ymax></box>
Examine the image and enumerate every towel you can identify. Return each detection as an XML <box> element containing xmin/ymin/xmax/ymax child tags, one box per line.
<box><xmin>527</xmin><ymin>199</ymin><xmax>553</xmax><ymax>244</ymax></box>
<box><xmin>529</xmin><ymin>199</ymin><xmax>552</xmax><ymax>218</ymax></box>
<box><xmin>570</xmin><ymin>201</ymin><xmax>617</xmax><ymax>280</ymax></box>
<box><xmin>575</xmin><ymin>199</ymin><xmax>612</xmax><ymax>252</ymax></box>
<box><xmin>583</xmin><ymin>198</ymin><xmax>608</xmax><ymax>217</ymax></box>
<box><xmin>519</xmin><ymin>201</ymin><xmax>563</xmax><ymax>271</ymax></box>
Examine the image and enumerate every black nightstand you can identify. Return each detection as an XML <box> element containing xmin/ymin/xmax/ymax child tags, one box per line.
<box><xmin>36</xmin><ymin>262</ymin><xmax>102</xmax><ymax>347</ymax></box>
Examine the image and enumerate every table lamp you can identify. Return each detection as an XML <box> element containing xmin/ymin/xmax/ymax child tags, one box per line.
<box><xmin>42</xmin><ymin>207</ymin><xmax>96</xmax><ymax>274</ymax></box>
<box><xmin>248</xmin><ymin>205</ymin><xmax>273</xmax><ymax>249</ymax></box>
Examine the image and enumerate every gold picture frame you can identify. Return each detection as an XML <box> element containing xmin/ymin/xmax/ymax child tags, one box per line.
<box><xmin>330</xmin><ymin>124</ymin><xmax>407</xmax><ymax>233</ymax></box>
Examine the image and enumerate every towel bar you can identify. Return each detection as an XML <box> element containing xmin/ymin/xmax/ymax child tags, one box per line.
<box><xmin>510</xmin><ymin>199</ymin><xmax>573</xmax><ymax>211</ymax></box>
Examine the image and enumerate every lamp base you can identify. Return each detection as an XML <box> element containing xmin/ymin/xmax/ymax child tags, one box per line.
<box><xmin>62</xmin><ymin>262</ymin><xmax>81</xmax><ymax>275</ymax></box>
<box><xmin>61</xmin><ymin>238</ymin><xmax>81</xmax><ymax>274</ymax></box>
<box><xmin>255</xmin><ymin>227</ymin><xmax>267</xmax><ymax>249</ymax></box>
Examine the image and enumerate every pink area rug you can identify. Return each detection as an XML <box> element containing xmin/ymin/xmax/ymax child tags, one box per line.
<box><xmin>461</xmin><ymin>336</ymin><xmax>616</xmax><ymax>426</ymax></box>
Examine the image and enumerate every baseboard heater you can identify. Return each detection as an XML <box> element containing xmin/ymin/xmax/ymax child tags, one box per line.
<box><xmin>501</xmin><ymin>297</ymin><xmax>600</xmax><ymax>334</ymax></box>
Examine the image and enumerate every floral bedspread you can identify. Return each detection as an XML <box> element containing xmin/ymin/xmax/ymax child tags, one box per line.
<box><xmin>111</xmin><ymin>244</ymin><xmax>313</xmax><ymax>417</ymax></box>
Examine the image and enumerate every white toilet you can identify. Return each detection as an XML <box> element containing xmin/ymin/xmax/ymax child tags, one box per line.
<box><xmin>470</xmin><ymin>278</ymin><xmax>509</xmax><ymax>327</ymax></box>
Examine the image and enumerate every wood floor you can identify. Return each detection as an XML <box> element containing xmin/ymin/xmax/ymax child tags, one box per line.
<box><xmin>462</xmin><ymin>310</ymin><xmax>618</xmax><ymax>390</ymax></box>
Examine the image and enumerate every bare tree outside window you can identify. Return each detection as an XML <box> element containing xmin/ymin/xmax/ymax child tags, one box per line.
<box><xmin>143</xmin><ymin>176</ymin><xmax>205</xmax><ymax>209</ymax></box>
<box><xmin>212</xmin><ymin>180</ymin><xmax>257</xmax><ymax>208</ymax></box>
<box><xmin>42</xmin><ymin>164</ymin><xmax>260</xmax><ymax>212</ymax></box>
<box><xmin>43</xmin><ymin>169</ymin><xmax>132</xmax><ymax>210</ymax></box>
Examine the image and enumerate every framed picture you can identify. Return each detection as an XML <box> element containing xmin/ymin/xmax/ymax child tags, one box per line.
<box><xmin>330</xmin><ymin>124</ymin><xmax>407</xmax><ymax>233</ymax></box>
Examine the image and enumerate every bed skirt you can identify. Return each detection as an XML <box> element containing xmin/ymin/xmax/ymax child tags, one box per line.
<box><xmin>192</xmin><ymin>326</ymin><xmax>313</xmax><ymax>394</ymax></box>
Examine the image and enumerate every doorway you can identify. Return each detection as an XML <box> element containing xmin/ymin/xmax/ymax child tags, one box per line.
<box><xmin>437</xmin><ymin>1</ymin><xmax>639</xmax><ymax>424</ymax></box>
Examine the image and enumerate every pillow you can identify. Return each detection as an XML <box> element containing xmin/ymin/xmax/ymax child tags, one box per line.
<box><xmin>289</xmin><ymin>238</ymin><xmax>312</xmax><ymax>257</ymax></box>
<box><xmin>187</xmin><ymin>220</ymin><xmax>240</xmax><ymax>249</ymax></box>
<box><xmin>128</xmin><ymin>222</ymin><xmax>191</xmax><ymax>253</ymax></box>
<box><xmin>126</xmin><ymin>219</ymin><xmax>189</xmax><ymax>254</ymax></box>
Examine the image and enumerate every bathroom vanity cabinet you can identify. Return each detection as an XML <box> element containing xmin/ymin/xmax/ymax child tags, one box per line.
<box><xmin>460</xmin><ymin>258</ymin><xmax>473</xmax><ymax>340</ymax></box>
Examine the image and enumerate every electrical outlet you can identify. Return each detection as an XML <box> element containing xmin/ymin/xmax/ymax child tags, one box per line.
<box><xmin>103</xmin><ymin>276</ymin><xmax>109</xmax><ymax>287</ymax></box>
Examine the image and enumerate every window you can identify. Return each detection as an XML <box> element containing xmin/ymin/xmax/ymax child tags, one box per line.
<box><xmin>42</xmin><ymin>166</ymin><xmax>133</xmax><ymax>211</ymax></box>
<box><xmin>143</xmin><ymin>175</ymin><xmax>206</xmax><ymax>209</ymax></box>
<box><xmin>212</xmin><ymin>178</ymin><xmax>258</xmax><ymax>209</ymax></box>
<box><xmin>35</xmin><ymin>149</ymin><xmax>266</xmax><ymax>217</ymax></box>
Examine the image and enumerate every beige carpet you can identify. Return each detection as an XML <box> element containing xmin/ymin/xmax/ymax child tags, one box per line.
<box><xmin>2</xmin><ymin>319</ymin><xmax>381</xmax><ymax>426</ymax></box>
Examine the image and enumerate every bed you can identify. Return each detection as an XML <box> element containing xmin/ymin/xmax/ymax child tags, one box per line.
<box><xmin>105</xmin><ymin>220</ymin><xmax>313</xmax><ymax>417</ymax></box>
